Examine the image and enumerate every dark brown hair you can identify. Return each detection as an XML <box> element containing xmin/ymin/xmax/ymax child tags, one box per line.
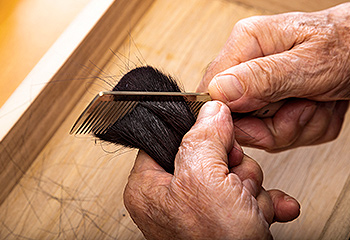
<box><xmin>95</xmin><ymin>66</ymin><xmax>196</xmax><ymax>173</ymax></box>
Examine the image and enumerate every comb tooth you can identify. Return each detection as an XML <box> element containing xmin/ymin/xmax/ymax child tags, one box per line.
<box><xmin>101</xmin><ymin>101</ymin><xmax>138</xmax><ymax>133</ymax></box>
<box><xmin>71</xmin><ymin>105</ymin><xmax>94</xmax><ymax>134</ymax></box>
<box><xmin>117</xmin><ymin>100</ymin><xmax>138</xmax><ymax>120</ymax></box>
<box><xmin>81</xmin><ymin>101</ymin><xmax>109</xmax><ymax>134</ymax></box>
<box><xmin>195</xmin><ymin>102</ymin><xmax>206</xmax><ymax>116</ymax></box>
<box><xmin>70</xmin><ymin>98</ymin><xmax>97</xmax><ymax>134</ymax></box>
<box><xmin>75</xmin><ymin>101</ymin><xmax>105</xmax><ymax>134</ymax></box>
<box><xmin>88</xmin><ymin>101</ymin><xmax>115</xmax><ymax>134</ymax></box>
<box><xmin>196</xmin><ymin>102</ymin><xmax>206</xmax><ymax>116</ymax></box>
<box><xmin>93</xmin><ymin>101</ymin><xmax>123</xmax><ymax>134</ymax></box>
<box><xmin>92</xmin><ymin>101</ymin><xmax>117</xmax><ymax>134</ymax></box>
<box><xmin>188</xmin><ymin>101</ymin><xmax>205</xmax><ymax>117</ymax></box>
<box><xmin>79</xmin><ymin>101</ymin><xmax>107</xmax><ymax>134</ymax></box>
<box><xmin>195</xmin><ymin>102</ymin><xmax>206</xmax><ymax>113</ymax></box>
<box><xmin>189</xmin><ymin>101</ymin><xmax>199</xmax><ymax>111</ymax></box>
<box><xmin>97</xmin><ymin>101</ymin><xmax>138</xmax><ymax>134</ymax></box>
<box><xmin>71</xmin><ymin>114</ymin><xmax>87</xmax><ymax>135</ymax></box>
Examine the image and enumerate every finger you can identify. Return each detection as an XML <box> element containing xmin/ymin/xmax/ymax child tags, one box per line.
<box><xmin>233</xmin><ymin>99</ymin><xmax>318</xmax><ymax>150</ymax></box>
<box><xmin>207</xmin><ymin>50</ymin><xmax>302</xmax><ymax>112</ymax></box>
<box><xmin>208</xmin><ymin>44</ymin><xmax>350</xmax><ymax>113</ymax></box>
<box><xmin>227</xmin><ymin>139</ymin><xmax>244</xmax><ymax>168</ymax></box>
<box><xmin>308</xmin><ymin>100</ymin><xmax>349</xmax><ymax>145</ymax></box>
<box><xmin>229</xmin><ymin>154</ymin><xmax>263</xmax><ymax>197</ymax></box>
<box><xmin>267</xmin><ymin>189</ymin><xmax>300</xmax><ymax>223</ymax></box>
<box><xmin>274</xmin><ymin>101</ymin><xmax>335</xmax><ymax>150</ymax></box>
<box><xmin>174</xmin><ymin>101</ymin><xmax>235</xmax><ymax>178</ymax></box>
<box><xmin>234</xmin><ymin>100</ymin><xmax>347</xmax><ymax>151</ymax></box>
<box><xmin>198</xmin><ymin>14</ymin><xmax>299</xmax><ymax>92</ymax></box>
<box><xmin>268</xmin><ymin>101</ymin><xmax>345</xmax><ymax>151</ymax></box>
<box><xmin>256</xmin><ymin>189</ymin><xmax>274</xmax><ymax>225</ymax></box>
<box><xmin>259</xmin><ymin>99</ymin><xmax>318</xmax><ymax>150</ymax></box>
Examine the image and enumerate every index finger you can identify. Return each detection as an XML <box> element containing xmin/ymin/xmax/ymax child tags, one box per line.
<box><xmin>197</xmin><ymin>14</ymin><xmax>299</xmax><ymax>92</ymax></box>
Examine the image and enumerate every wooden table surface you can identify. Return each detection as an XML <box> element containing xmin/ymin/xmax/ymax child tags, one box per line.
<box><xmin>1</xmin><ymin>0</ymin><xmax>349</xmax><ymax>239</ymax></box>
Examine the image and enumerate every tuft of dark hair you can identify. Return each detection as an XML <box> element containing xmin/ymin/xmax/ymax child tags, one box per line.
<box><xmin>94</xmin><ymin>66</ymin><xmax>196</xmax><ymax>173</ymax></box>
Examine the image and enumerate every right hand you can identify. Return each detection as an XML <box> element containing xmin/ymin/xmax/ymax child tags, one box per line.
<box><xmin>124</xmin><ymin>101</ymin><xmax>300</xmax><ymax>240</ymax></box>
<box><xmin>197</xmin><ymin>3</ymin><xmax>350</xmax><ymax>151</ymax></box>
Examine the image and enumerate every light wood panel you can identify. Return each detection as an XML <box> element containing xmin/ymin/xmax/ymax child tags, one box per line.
<box><xmin>0</xmin><ymin>0</ymin><xmax>91</xmax><ymax>108</ymax></box>
<box><xmin>320</xmin><ymin>172</ymin><xmax>350</xmax><ymax>239</ymax></box>
<box><xmin>1</xmin><ymin>0</ymin><xmax>349</xmax><ymax>239</ymax></box>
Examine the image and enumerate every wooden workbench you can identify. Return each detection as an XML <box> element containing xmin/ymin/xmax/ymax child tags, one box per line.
<box><xmin>1</xmin><ymin>0</ymin><xmax>349</xmax><ymax>239</ymax></box>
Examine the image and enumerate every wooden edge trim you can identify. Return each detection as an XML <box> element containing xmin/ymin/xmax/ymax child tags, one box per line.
<box><xmin>0</xmin><ymin>0</ymin><xmax>155</xmax><ymax>205</ymax></box>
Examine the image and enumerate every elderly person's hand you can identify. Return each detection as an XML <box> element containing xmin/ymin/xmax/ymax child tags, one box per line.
<box><xmin>197</xmin><ymin>3</ymin><xmax>350</xmax><ymax>152</ymax></box>
<box><xmin>124</xmin><ymin>101</ymin><xmax>300</xmax><ymax>240</ymax></box>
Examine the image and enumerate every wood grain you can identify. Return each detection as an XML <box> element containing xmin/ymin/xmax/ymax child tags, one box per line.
<box><xmin>320</xmin><ymin>172</ymin><xmax>350</xmax><ymax>239</ymax></box>
<box><xmin>1</xmin><ymin>0</ymin><xmax>349</xmax><ymax>239</ymax></box>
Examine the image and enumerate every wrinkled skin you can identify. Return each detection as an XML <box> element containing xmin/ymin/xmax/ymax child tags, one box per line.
<box><xmin>197</xmin><ymin>3</ymin><xmax>350</xmax><ymax>151</ymax></box>
<box><xmin>123</xmin><ymin>4</ymin><xmax>350</xmax><ymax>239</ymax></box>
<box><xmin>124</xmin><ymin>102</ymin><xmax>300</xmax><ymax>240</ymax></box>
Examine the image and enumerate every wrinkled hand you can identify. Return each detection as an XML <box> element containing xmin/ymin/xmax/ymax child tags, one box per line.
<box><xmin>124</xmin><ymin>101</ymin><xmax>300</xmax><ymax>240</ymax></box>
<box><xmin>197</xmin><ymin>3</ymin><xmax>350</xmax><ymax>151</ymax></box>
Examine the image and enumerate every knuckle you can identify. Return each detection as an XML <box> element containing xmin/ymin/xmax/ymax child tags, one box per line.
<box><xmin>124</xmin><ymin>171</ymin><xmax>162</xmax><ymax>208</ymax></box>
<box><xmin>245</xmin><ymin>56</ymin><xmax>295</xmax><ymax>101</ymax></box>
<box><xmin>272</xmin><ymin>129</ymin><xmax>301</xmax><ymax>150</ymax></box>
<box><xmin>123</xmin><ymin>182</ymin><xmax>142</xmax><ymax>212</ymax></box>
<box><xmin>238</xmin><ymin>128</ymin><xmax>276</xmax><ymax>151</ymax></box>
<box><xmin>262</xmin><ymin>133</ymin><xmax>293</xmax><ymax>152</ymax></box>
<box><xmin>245</xmin><ymin>158</ymin><xmax>263</xmax><ymax>185</ymax></box>
<box><xmin>178</xmin><ymin>131</ymin><xmax>207</xmax><ymax>163</ymax></box>
<box><xmin>182</xmin><ymin>127</ymin><xmax>206</xmax><ymax>146</ymax></box>
<box><xmin>244</xmin><ymin>60</ymin><xmax>276</xmax><ymax>100</ymax></box>
<box><xmin>234</xmin><ymin>16</ymin><xmax>265</xmax><ymax>34</ymax></box>
<box><xmin>254</xmin><ymin>119</ymin><xmax>301</xmax><ymax>152</ymax></box>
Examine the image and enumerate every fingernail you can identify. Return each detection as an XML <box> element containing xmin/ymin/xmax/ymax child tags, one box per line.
<box><xmin>284</xmin><ymin>195</ymin><xmax>300</xmax><ymax>209</ymax></box>
<box><xmin>284</xmin><ymin>195</ymin><xmax>300</xmax><ymax>208</ymax></box>
<box><xmin>299</xmin><ymin>105</ymin><xmax>317</xmax><ymax>126</ymax></box>
<box><xmin>284</xmin><ymin>195</ymin><xmax>296</xmax><ymax>202</ymax></box>
<box><xmin>209</xmin><ymin>74</ymin><xmax>244</xmax><ymax>103</ymax></box>
<box><xmin>197</xmin><ymin>101</ymin><xmax>222</xmax><ymax>120</ymax></box>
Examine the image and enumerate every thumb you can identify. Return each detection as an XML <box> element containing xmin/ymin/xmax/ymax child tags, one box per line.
<box><xmin>174</xmin><ymin>101</ymin><xmax>238</xmax><ymax>178</ymax></box>
<box><xmin>208</xmin><ymin>50</ymin><xmax>347</xmax><ymax>112</ymax></box>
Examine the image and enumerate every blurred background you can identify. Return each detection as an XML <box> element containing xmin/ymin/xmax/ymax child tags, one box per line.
<box><xmin>0</xmin><ymin>0</ymin><xmax>91</xmax><ymax>107</ymax></box>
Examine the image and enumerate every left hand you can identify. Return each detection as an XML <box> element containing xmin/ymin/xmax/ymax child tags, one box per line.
<box><xmin>124</xmin><ymin>101</ymin><xmax>300</xmax><ymax>240</ymax></box>
<box><xmin>197</xmin><ymin>5</ymin><xmax>350</xmax><ymax>151</ymax></box>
